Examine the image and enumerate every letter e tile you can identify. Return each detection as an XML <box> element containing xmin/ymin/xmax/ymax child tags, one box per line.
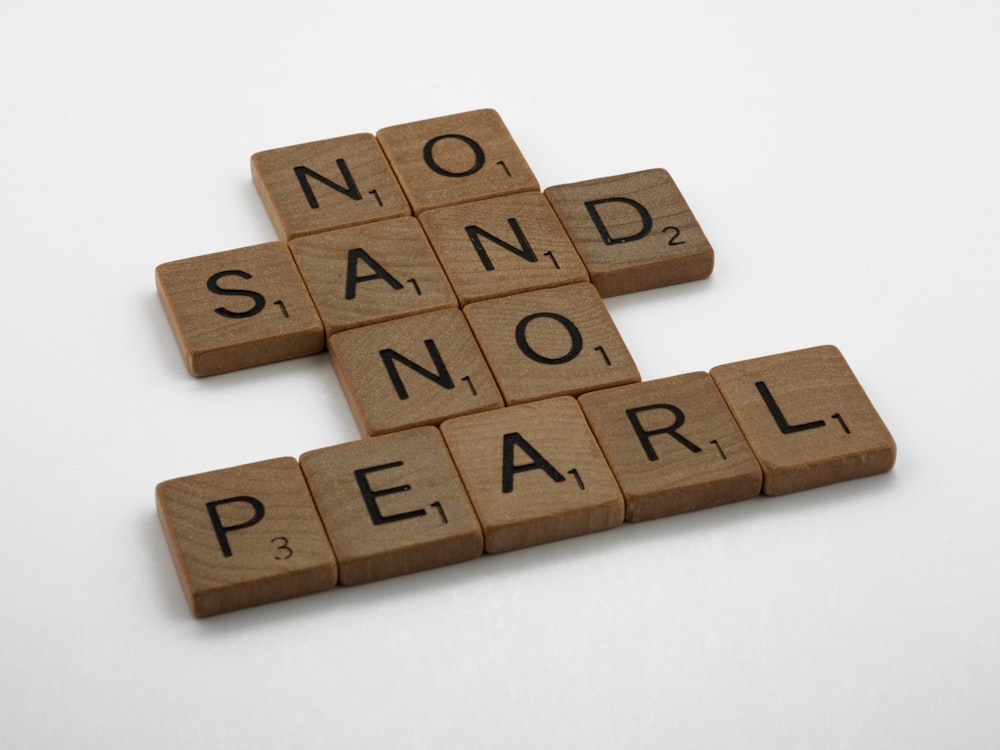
<box><xmin>300</xmin><ymin>427</ymin><xmax>483</xmax><ymax>586</ymax></box>
<box><xmin>579</xmin><ymin>373</ymin><xmax>762</xmax><ymax>521</ymax></box>
<box><xmin>710</xmin><ymin>345</ymin><xmax>896</xmax><ymax>495</ymax></box>
<box><xmin>545</xmin><ymin>169</ymin><xmax>714</xmax><ymax>297</ymax></box>
<box><xmin>155</xmin><ymin>458</ymin><xmax>337</xmax><ymax>617</ymax></box>
<box><xmin>155</xmin><ymin>242</ymin><xmax>325</xmax><ymax>376</ymax></box>
<box><xmin>440</xmin><ymin>397</ymin><xmax>624</xmax><ymax>553</ymax></box>
<box><xmin>328</xmin><ymin>308</ymin><xmax>504</xmax><ymax>436</ymax></box>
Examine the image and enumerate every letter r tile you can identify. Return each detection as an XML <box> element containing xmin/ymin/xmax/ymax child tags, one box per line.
<box><xmin>328</xmin><ymin>308</ymin><xmax>504</xmax><ymax>437</ymax></box>
<box><xmin>440</xmin><ymin>397</ymin><xmax>624</xmax><ymax>553</ymax></box>
<box><xmin>463</xmin><ymin>282</ymin><xmax>640</xmax><ymax>405</ymax></box>
<box><xmin>578</xmin><ymin>373</ymin><xmax>762</xmax><ymax>522</ymax></box>
<box><xmin>710</xmin><ymin>345</ymin><xmax>896</xmax><ymax>495</ymax></box>
<box><xmin>251</xmin><ymin>133</ymin><xmax>410</xmax><ymax>240</ymax></box>
<box><xmin>155</xmin><ymin>458</ymin><xmax>338</xmax><ymax>617</ymax></box>
<box><xmin>155</xmin><ymin>242</ymin><xmax>325</xmax><ymax>376</ymax></box>
<box><xmin>377</xmin><ymin>109</ymin><xmax>539</xmax><ymax>214</ymax></box>
<box><xmin>545</xmin><ymin>169</ymin><xmax>714</xmax><ymax>297</ymax></box>
<box><xmin>300</xmin><ymin>427</ymin><xmax>483</xmax><ymax>586</ymax></box>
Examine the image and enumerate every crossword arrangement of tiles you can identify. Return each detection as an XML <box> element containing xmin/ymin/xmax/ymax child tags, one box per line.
<box><xmin>155</xmin><ymin>109</ymin><xmax>896</xmax><ymax>618</ymax></box>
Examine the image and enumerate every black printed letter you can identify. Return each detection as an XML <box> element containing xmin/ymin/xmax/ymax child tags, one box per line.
<box><xmin>755</xmin><ymin>381</ymin><xmax>826</xmax><ymax>434</ymax></box>
<box><xmin>625</xmin><ymin>404</ymin><xmax>702</xmax><ymax>461</ymax></box>
<box><xmin>465</xmin><ymin>218</ymin><xmax>537</xmax><ymax>271</ymax></box>
<box><xmin>354</xmin><ymin>462</ymin><xmax>427</xmax><ymax>526</ymax></box>
<box><xmin>501</xmin><ymin>432</ymin><xmax>565</xmax><ymax>493</ymax></box>
<box><xmin>379</xmin><ymin>340</ymin><xmax>455</xmax><ymax>400</ymax></box>
<box><xmin>423</xmin><ymin>134</ymin><xmax>486</xmax><ymax>177</ymax></box>
<box><xmin>294</xmin><ymin>161</ymin><xmax>362</xmax><ymax>209</ymax></box>
<box><xmin>345</xmin><ymin>248</ymin><xmax>404</xmax><ymax>300</ymax></box>
<box><xmin>207</xmin><ymin>270</ymin><xmax>266</xmax><ymax>319</ymax></box>
<box><xmin>205</xmin><ymin>496</ymin><xmax>266</xmax><ymax>558</ymax></box>
<box><xmin>514</xmin><ymin>312</ymin><xmax>583</xmax><ymax>365</ymax></box>
<box><xmin>584</xmin><ymin>197</ymin><xmax>653</xmax><ymax>245</ymax></box>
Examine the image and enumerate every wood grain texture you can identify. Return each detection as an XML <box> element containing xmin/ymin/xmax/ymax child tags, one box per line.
<box><xmin>155</xmin><ymin>242</ymin><xmax>325</xmax><ymax>376</ymax></box>
<box><xmin>377</xmin><ymin>109</ymin><xmax>538</xmax><ymax>214</ymax></box>
<box><xmin>545</xmin><ymin>169</ymin><xmax>714</xmax><ymax>297</ymax></box>
<box><xmin>155</xmin><ymin>458</ymin><xmax>337</xmax><ymax>617</ymax></box>
<box><xmin>463</xmin><ymin>282</ymin><xmax>640</xmax><ymax>405</ymax></box>
<box><xmin>251</xmin><ymin>133</ymin><xmax>410</xmax><ymax>240</ymax></box>
<box><xmin>578</xmin><ymin>373</ymin><xmax>762</xmax><ymax>521</ymax></box>
<box><xmin>328</xmin><ymin>307</ymin><xmax>504</xmax><ymax>436</ymax></box>
<box><xmin>440</xmin><ymin>397</ymin><xmax>624</xmax><ymax>553</ymax></box>
<box><xmin>710</xmin><ymin>345</ymin><xmax>896</xmax><ymax>495</ymax></box>
<box><xmin>300</xmin><ymin>427</ymin><xmax>483</xmax><ymax>586</ymax></box>
<box><xmin>418</xmin><ymin>191</ymin><xmax>589</xmax><ymax>305</ymax></box>
<box><xmin>289</xmin><ymin>216</ymin><xmax>457</xmax><ymax>336</ymax></box>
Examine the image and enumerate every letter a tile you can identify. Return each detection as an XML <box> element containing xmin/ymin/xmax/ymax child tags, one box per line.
<box><xmin>545</xmin><ymin>169</ymin><xmax>714</xmax><ymax>297</ymax></box>
<box><xmin>463</xmin><ymin>283</ymin><xmax>639</xmax><ymax>405</ymax></box>
<box><xmin>288</xmin><ymin>216</ymin><xmax>458</xmax><ymax>336</ymax></box>
<box><xmin>251</xmin><ymin>133</ymin><xmax>410</xmax><ymax>240</ymax></box>
<box><xmin>300</xmin><ymin>427</ymin><xmax>483</xmax><ymax>586</ymax></box>
<box><xmin>155</xmin><ymin>242</ymin><xmax>325</xmax><ymax>376</ymax></box>
<box><xmin>579</xmin><ymin>373</ymin><xmax>762</xmax><ymax>521</ymax></box>
<box><xmin>710</xmin><ymin>346</ymin><xmax>896</xmax><ymax>495</ymax></box>
<box><xmin>328</xmin><ymin>308</ymin><xmax>504</xmax><ymax>436</ymax></box>
<box><xmin>377</xmin><ymin>109</ymin><xmax>539</xmax><ymax>214</ymax></box>
<box><xmin>440</xmin><ymin>397</ymin><xmax>624</xmax><ymax>553</ymax></box>
<box><xmin>156</xmin><ymin>458</ymin><xmax>338</xmax><ymax>617</ymax></box>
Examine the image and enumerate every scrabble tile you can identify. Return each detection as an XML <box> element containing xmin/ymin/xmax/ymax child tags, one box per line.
<box><xmin>463</xmin><ymin>282</ymin><xmax>640</xmax><ymax>405</ymax></box>
<box><xmin>440</xmin><ymin>397</ymin><xmax>624</xmax><ymax>553</ymax></box>
<box><xmin>300</xmin><ymin>427</ymin><xmax>483</xmax><ymax>586</ymax></box>
<box><xmin>578</xmin><ymin>373</ymin><xmax>762</xmax><ymax>522</ymax></box>
<box><xmin>156</xmin><ymin>457</ymin><xmax>338</xmax><ymax>617</ymax></box>
<box><xmin>419</xmin><ymin>192</ymin><xmax>589</xmax><ymax>305</ymax></box>
<box><xmin>329</xmin><ymin>307</ymin><xmax>504</xmax><ymax>436</ymax></box>
<box><xmin>377</xmin><ymin>109</ymin><xmax>539</xmax><ymax>214</ymax></box>
<box><xmin>545</xmin><ymin>169</ymin><xmax>714</xmax><ymax>297</ymax></box>
<box><xmin>155</xmin><ymin>242</ymin><xmax>325</xmax><ymax>376</ymax></box>
<box><xmin>288</xmin><ymin>216</ymin><xmax>457</xmax><ymax>336</ymax></box>
<box><xmin>251</xmin><ymin>133</ymin><xmax>410</xmax><ymax>240</ymax></box>
<box><xmin>710</xmin><ymin>345</ymin><xmax>896</xmax><ymax>496</ymax></box>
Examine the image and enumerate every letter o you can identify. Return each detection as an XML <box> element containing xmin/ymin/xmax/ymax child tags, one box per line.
<box><xmin>514</xmin><ymin>312</ymin><xmax>583</xmax><ymax>365</ymax></box>
<box><xmin>422</xmin><ymin>133</ymin><xmax>486</xmax><ymax>178</ymax></box>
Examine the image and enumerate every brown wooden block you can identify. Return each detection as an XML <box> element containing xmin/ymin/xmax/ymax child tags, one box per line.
<box><xmin>328</xmin><ymin>308</ymin><xmax>504</xmax><ymax>436</ymax></box>
<box><xmin>300</xmin><ymin>427</ymin><xmax>483</xmax><ymax>586</ymax></box>
<box><xmin>578</xmin><ymin>373</ymin><xmax>762</xmax><ymax>522</ymax></box>
<box><xmin>156</xmin><ymin>457</ymin><xmax>338</xmax><ymax>617</ymax></box>
<box><xmin>377</xmin><ymin>109</ymin><xmax>539</xmax><ymax>214</ymax></box>
<box><xmin>251</xmin><ymin>133</ymin><xmax>410</xmax><ymax>240</ymax></box>
<box><xmin>418</xmin><ymin>192</ymin><xmax>589</xmax><ymax>305</ymax></box>
<box><xmin>155</xmin><ymin>242</ymin><xmax>325</xmax><ymax>376</ymax></box>
<box><xmin>463</xmin><ymin>282</ymin><xmax>640</xmax><ymax>405</ymax></box>
<box><xmin>440</xmin><ymin>397</ymin><xmax>624</xmax><ymax>553</ymax></box>
<box><xmin>710</xmin><ymin>345</ymin><xmax>896</xmax><ymax>496</ymax></box>
<box><xmin>288</xmin><ymin>216</ymin><xmax>457</xmax><ymax>336</ymax></box>
<box><xmin>545</xmin><ymin>169</ymin><xmax>714</xmax><ymax>297</ymax></box>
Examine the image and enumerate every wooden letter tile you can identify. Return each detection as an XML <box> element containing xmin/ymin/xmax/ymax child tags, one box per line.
<box><xmin>289</xmin><ymin>216</ymin><xmax>457</xmax><ymax>336</ymax></box>
<box><xmin>710</xmin><ymin>345</ymin><xmax>896</xmax><ymax>495</ymax></box>
<box><xmin>545</xmin><ymin>169</ymin><xmax>714</xmax><ymax>297</ymax></box>
<box><xmin>156</xmin><ymin>457</ymin><xmax>337</xmax><ymax>617</ymax></box>
<box><xmin>251</xmin><ymin>133</ymin><xmax>410</xmax><ymax>240</ymax></box>
<box><xmin>463</xmin><ymin>282</ymin><xmax>640</xmax><ymax>405</ymax></box>
<box><xmin>440</xmin><ymin>397</ymin><xmax>624</xmax><ymax>553</ymax></box>
<box><xmin>328</xmin><ymin>308</ymin><xmax>504</xmax><ymax>436</ymax></box>
<box><xmin>578</xmin><ymin>373</ymin><xmax>762</xmax><ymax>522</ymax></box>
<box><xmin>419</xmin><ymin>192</ymin><xmax>589</xmax><ymax>305</ymax></box>
<box><xmin>300</xmin><ymin>427</ymin><xmax>483</xmax><ymax>586</ymax></box>
<box><xmin>155</xmin><ymin>242</ymin><xmax>325</xmax><ymax>376</ymax></box>
<box><xmin>377</xmin><ymin>109</ymin><xmax>539</xmax><ymax>214</ymax></box>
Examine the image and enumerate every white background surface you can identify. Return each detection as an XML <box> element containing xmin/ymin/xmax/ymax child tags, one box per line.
<box><xmin>3</xmin><ymin>1</ymin><xmax>998</xmax><ymax>747</ymax></box>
